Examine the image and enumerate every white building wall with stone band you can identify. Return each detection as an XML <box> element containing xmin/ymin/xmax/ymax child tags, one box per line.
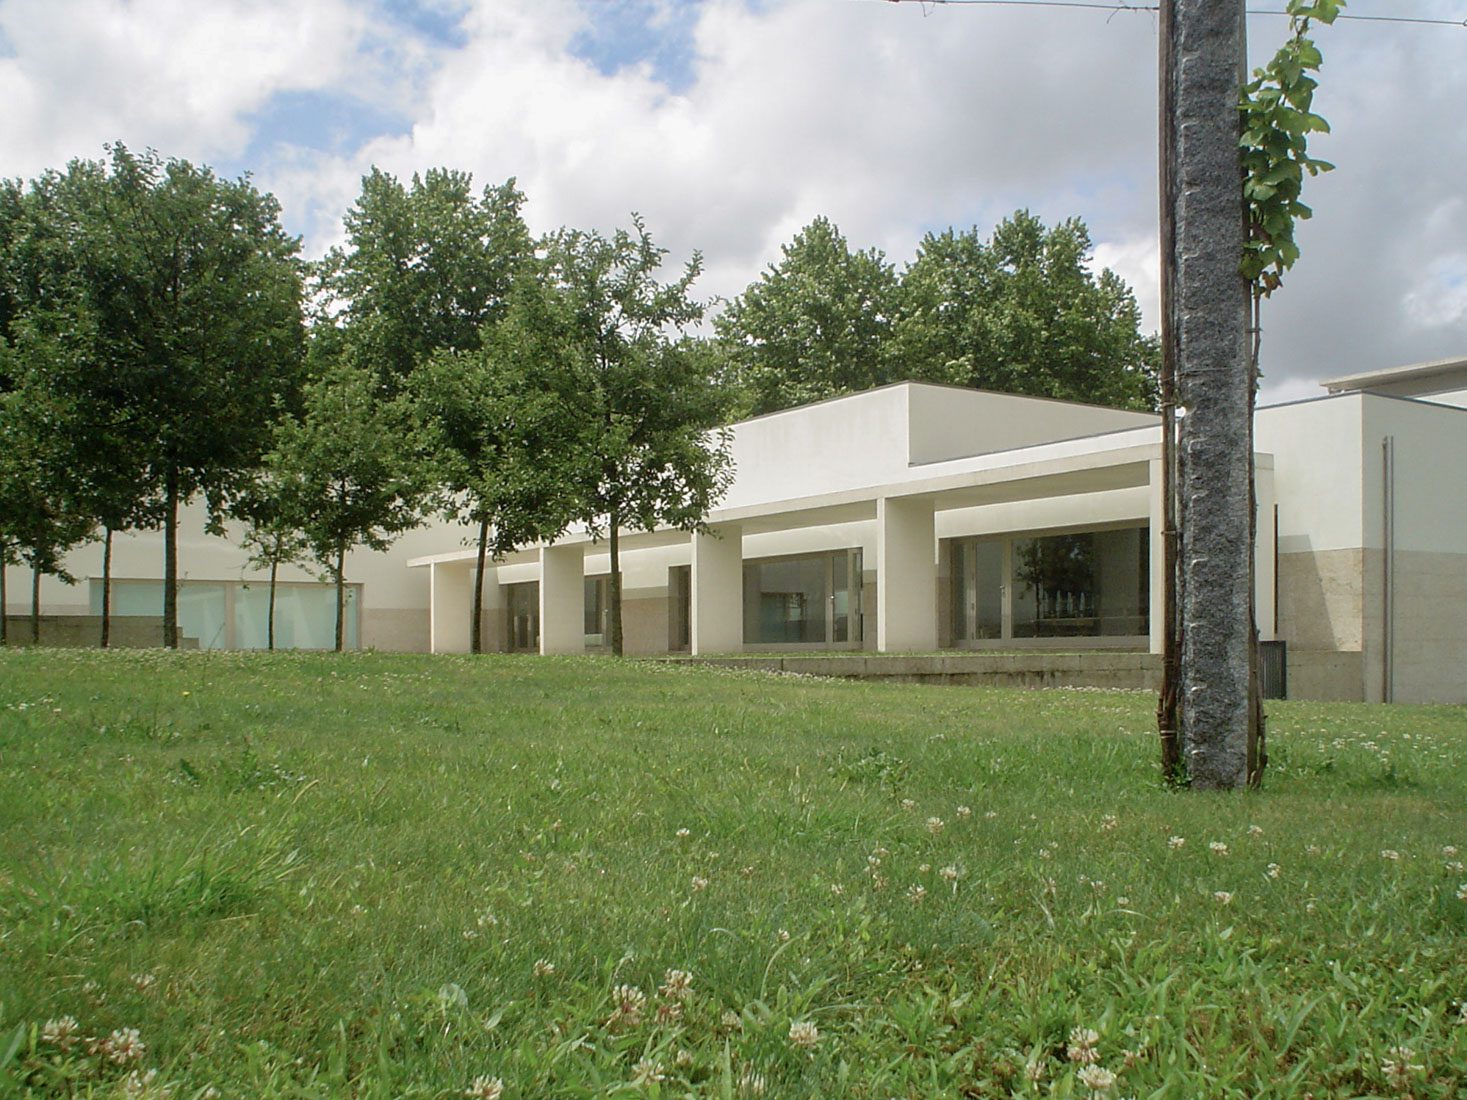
<box><xmin>8</xmin><ymin>359</ymin><xmax>1467</xmax><ymax>704</ymax></box>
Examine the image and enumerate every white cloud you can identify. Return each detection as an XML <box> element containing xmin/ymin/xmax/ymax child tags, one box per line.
<box><xmin>3</xmin><ymin>0</ymin><xmax>1463</xmax><ymax>393</ymax></box>
<box><xmin>0</xmin><ymin>0</ymin><xmax>367</xmax><ymax>174</ymax></box>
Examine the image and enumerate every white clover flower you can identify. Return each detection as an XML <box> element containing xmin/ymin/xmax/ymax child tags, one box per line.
<box><xmin>1214</xmin><ymin>891</ymin><xmax>1234</xmax><ymax>905</ymax></box>
<box><xmin>788</xmin><ymin>1020</ymin><xmax>820</xmax><ymax>1050</ymax></box>
<box><xmin>1100</xmin><ymin>814</ymin><xmax>1118</xmax><ymax>831</ymax></box>
<box><xmin>1039</xmin><ymin>848</ymin><xmax>1053</xmax><ymax>861</ymax></box>
<box><xmin>1446</xmin><ymin>861</ymin><xmax>1465</xmax><ymax>875</ymax></box>
<box><xmin>119</xmin><ymin>1068</ymin><xmax>161</xmax><ymax>1098</ymax></box>
<box><xmin>939</xmin><ymin>865</ymin><xmax>959</xmax><ymax>883</ymax></box>
<box><xmin>776</xmin><ymin>928</ymin><xmax>791</xmax><ymax>942</ymax></box>
<box><xmin>675</xmin><ymin>1048</ymin><xmax>694</xmax><ymax>1068</ymax></box>
<box><xmin>955</xmin><ymin>805</ymin><xmax>972</xmax><ymax>819</ymax></box>
<box><xmin>926</xmin><ymin>816</ymin><xmax>945</xmax><ymax>835</ymax></box>
<box><xmin>608</xmin><ymin>985</ymin><xmax>646</xmax><ymax>1028</ymax></box>
<box><xmin>1168</xmin><ymin>836</ymin><xmax>1185</xmax><ymax>850</ymax></box>
<box><xmin>721</xmin><ymin>1009</ymin><xmax>744</xmax><ymax>1030</ymax></box>
<box><xmin>1209</xmin><ymin>841</ymin><xmax>1229</xmax><ymax>856</ymax></box>
<box><xmin>1116</xmin><ymin>896</ymin><xmax>1130</xmax><ymax>907</ymax></box>
<box><xmin>464</xmin><ymin>1075</ymin><xmax>503</xmax><ymax>1100</ymax></box>
<box><xmin>675</xmin><ymin>827</ymin><xmax>691</xmax><ymax>838</ymax></box>
<box><xmin>1267</xmin><ymin>863</ymin><xmax>1281</xmax><ymax>879</ymax></box>
<box><xmin>985</xmin><ymin>810</ymin><xmax>998</xmax><ymax>820</ymax></box>
<box><xmin>1457</xmin><ymin>883</ymin><xmax>1467</xmax><ymax>902</ymax></box>
<box><xmin>532</xmin><ymin>958</ymin><xmax>555</xmax><ymax>978</ymax></box>
<box><xmin>130</xmin><ymin>972</ymin><xmax>157</xmax><ymax>993</ymax></box>
<box><xmin>1305</xmin><ymin>844</ymin><xmax>1321</xmax><ymax>856</ymax></box>
<box><xmin>1076</xmin><ymin>1064</ymin><xmax>1116</xmax><ymax>1094</ymax></box>
<box><xmin>1380</xmin><ymin>849</ymin><xmax>1401</xmax><ymax>861</ymax></box>
<box><xmin>1380</xmin><ymin>1046</ymin><xmax>1423</xmax><ymax>1089</ymax></box>
<box><xmin>1024</xmin><ymin>1058</ymin><xmax>1047</xmax><ymax>1082</ymax></box>
<box><xmin>830</xmin><ymin>882</ymin><xmax>844</xmax><ymax>896</ymax></box>
<box><xmin>659</xmin><ymin>968</ymin><xmax>693</xmax><ymax>1001</ymax></box>
<box><xmin>918</xmin><ymin>862</ymin><xmax>931</xmax><ymax>873</ymax></box>
<box><xmin>631</xmin><ymin>1059</ymin><xmax>665</xmax><ymax>1085</ymax></box>
<box><xmin>906</xmin><ymin>883</ymin><xmax>927</xmax><ymax>904</ymax></box>
<box><xmin>690</xmin><ymin>875</ymin><xmax>709</xmax><ymax>891</ymax></box>
<box><xmin>737</xmin><ymin>1066</ymin><xmax>767</xmax><ymax>1096</ymax></box>
<box><xmin>41</xmin><ymin>1016</ymin><xmax>79</xmax><ymax>1051</ymax></box>
<box><xmin>1067</xmin><ymin>1027</ymin><xmax>1100</xmax><ymax>1064</ymax></box>
<box><xmin>102</xmin><ymin>1028</ymin><xmax>146</xmax><ymax>1065</ymax></box>
<box><xmin>900</xmin><ymin>798</ymin><xmax>916</xmax><ymax>811</ymax></box>
<box><xmin>1444</xmin><ymin>845</ymin><xmax>1459</xmax><ymax>858</ymax></box>
<box><xmin>1247</xmin><ymin>824</ymin><xmax>1264</xmax><ymax>837</ymax></box>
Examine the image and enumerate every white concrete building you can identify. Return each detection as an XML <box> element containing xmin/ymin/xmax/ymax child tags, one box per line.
<box><xmin>7</xmin><ymin>357</ymin><xmax>1467</xmax><ymax>703</ymax></box>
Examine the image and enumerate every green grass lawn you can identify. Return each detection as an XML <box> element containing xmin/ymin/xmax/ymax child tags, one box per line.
<box><xmin>1</xmin><ymin>649</ymin><xmax>1464</xmax><ymax>1099</ymax></box>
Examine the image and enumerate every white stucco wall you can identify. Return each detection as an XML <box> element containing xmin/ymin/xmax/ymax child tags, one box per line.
<box><xmin>1256</xmin><ymin>395</ymin><xmax>1365</xmax><ymax>553</ymax></box>
<box><xmin>905</xmin><ymin>384</ymin><xmax>1157</xmax><ymax>466</ymax></box>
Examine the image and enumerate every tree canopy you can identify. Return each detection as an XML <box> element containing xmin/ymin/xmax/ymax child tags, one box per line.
<box><xmin>525</xmin><ymin>217</ymin><xmax>734</xmax><ymax>656</ymax></box>
<box><xmin>719</xmin><ymin>211</ymin><xmax>1158</xmax><ymax>418</ymax></box>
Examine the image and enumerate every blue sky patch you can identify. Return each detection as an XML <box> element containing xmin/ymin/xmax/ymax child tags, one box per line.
<box><xmin>567</xmin><ymin>0</ymin><xmax>707</xmax><ymax>93</ymax></box>
<box><xmin>376</xmin><ymin>0</ymin><xmax>471</xmax><ymax>49</ymax></box>
<box><xmin>241</xmin><ymin>89</ymin><xmax>413</xmax><ymax>160</ymax></box>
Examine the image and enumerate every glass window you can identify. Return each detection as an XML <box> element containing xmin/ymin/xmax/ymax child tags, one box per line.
<box><xmin>950</xmin><ymin>539</ymin><xmax>1002</xmax><ymax>641</ymax></box>
<box><xmin>1012</xmin><ymin>528</ymin><xmax>1148</xmax><ymax>639</ymax></box>
<box><xmin>236</xmin><ymin>582</ymin><xmax>356</xmax><ymax>650</ymax></box>
<box><xmin>584</xmin><ymin>575</ymin><xmax>612</xmax><ymax>647</ymax></box>
<box><xmin>96</xmin><ymin>580</ymin><xmax>228</xmax><ymax>650</ymax></box>
<box><xmin>741</xmin><ymin>550</ymin><xmax>861</xmax><ymax>648</ymax></box>
<box><xmin>505</xmin><ymin>582</ymin><xmax>539</xmax><ymax>652</ymax></box>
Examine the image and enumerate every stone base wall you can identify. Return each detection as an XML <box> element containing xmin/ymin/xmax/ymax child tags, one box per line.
<box><xmin>671</xmin><ymin>651</ymin><xmax>1160</xmax><ymax>691</ymax></box>
<box><xmin>0</xmin><ymin>615</ymin><xmax>196</xmax><ymax>648</ymax></box>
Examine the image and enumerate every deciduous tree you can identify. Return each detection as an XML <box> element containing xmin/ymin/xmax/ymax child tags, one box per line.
<box><xmin>530</xmin><ymin>217</ymin><xmax>734</xmax><ymax>656</ymax></box>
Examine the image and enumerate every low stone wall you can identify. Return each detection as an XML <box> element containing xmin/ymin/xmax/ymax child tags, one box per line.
<box><xmin>0</xmin><ymin>615</ymin><xmax>195</xmax><ymax>649</ymax></box>
<box><xmin>668</xmin><ymin>651</ymin><xmax>1160</xmax><ymax>690</ymax></box>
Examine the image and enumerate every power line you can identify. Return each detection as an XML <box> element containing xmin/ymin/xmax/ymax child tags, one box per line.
<box><xmin>872</xmin><ymin>0</ymin><xmax>1467</xmax><ymax>27</ymax></box>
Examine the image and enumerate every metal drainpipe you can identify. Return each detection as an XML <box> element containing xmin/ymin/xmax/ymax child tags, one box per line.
<box><xmin>1382</xmin><ymin>436</ymin><xmax>1395</xmax><ymax>703</ymax></box>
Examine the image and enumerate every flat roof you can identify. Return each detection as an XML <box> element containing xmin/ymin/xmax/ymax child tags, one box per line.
<box><xmin>1321</xmin><ymin>354</ymin><xmax>1467</xmax><ymax>393</ymax></box>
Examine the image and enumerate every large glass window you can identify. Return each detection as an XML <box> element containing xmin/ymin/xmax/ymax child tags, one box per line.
<box><xmin>949</xmin><ymin>527</ymin><xmax>1148</xmax><ymax>644</ymax></box>
<box><xmin>950</xmin><ymin>538</ymin><xmax>1003</xmax><ymax>641</ymax></box>
<box><xmin>505</xmin><ymin>582</ymin><xmax>539</xmax><ymax>652</ymax></box>
<box><xmin>584</xmin><ymin>574</ymin><xmax>613</xmax><ymax>647</ymax></box>
<box><xmin>742</xmin><ymin>550</ymin><xmax>862</xmax><ymax>648</ymax></box>
<box><xmin>92</xmin><ymin>579</ymin><xmax>357</xmax><ymax>650</ymax></box>
<box><xmin>236</xmin><ymin>583</ymin><xmax>356</xmax><ymax>650</ymax></box>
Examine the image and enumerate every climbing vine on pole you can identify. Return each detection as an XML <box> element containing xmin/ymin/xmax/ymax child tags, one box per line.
<box><xmin>1240</xmin><ymin>0</ymin><xmax>1343</xmax><ymax>295</ymax></box>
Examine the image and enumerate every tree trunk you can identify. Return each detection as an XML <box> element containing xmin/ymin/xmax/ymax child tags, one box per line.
<box><xmin>334</xmin><ymin>541</ymin><xmax>346</xmax><ymax>652</ymax></box>
<box><xmin>268</xmin><ymin>553</ymin><xmax>279</xmax><ymax>651</ymax></box>
<box><xmin>472</xmin><ymin>513</ymin><xmax>489</xmax><ymax>654</ymax></box>
<box><xmin>1247</xmin><ymin>288</ymin><xmax>1267</xmax><ymax>786</ymax></box>
<box><xmin>31</xmin><ymin>562</ymin><xmax>42</xmax><ymax>645</ymax></box>
<box><xmin>163</xmin><ymin>463</ymin><xmax>179</xmax><ymax>649</ymax></box>
<box><xmin>101</xmin><ymin>526</ymin><xmax>113</xmax><ymax>648</ymax></box>
<box><xmin>609</xmin><ymin>509</ymin><xmax>623</xmax><ymax>658</ymax></box>
<box><xmin>1167</xmin><ymin>0</ymin><xmax>1255</xmax><ymax>789</ymax></box>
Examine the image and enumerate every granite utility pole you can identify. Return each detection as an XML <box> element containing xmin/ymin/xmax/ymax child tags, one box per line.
<box><xmin>1158</xmin><ymin>0</ymin><xmax>1257</xmax><ymax>789</ymax></box>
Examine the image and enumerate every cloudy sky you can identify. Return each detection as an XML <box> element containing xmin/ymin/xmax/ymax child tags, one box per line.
<box><xmin>2</xmin><ymin>0</ymin><xmax>1463</xmax><ymax>401</ymax></box>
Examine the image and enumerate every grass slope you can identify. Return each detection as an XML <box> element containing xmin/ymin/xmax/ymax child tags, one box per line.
<box><xmin>1</xmin><ymin>649</ymin><xmax>1464</xmax><ymax>1098</ymax></box>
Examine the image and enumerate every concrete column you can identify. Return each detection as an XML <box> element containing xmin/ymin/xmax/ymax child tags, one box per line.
<box><xmin>429</xmin><ymin>561</ymin><xmax>472</xmax><ymax>654</ymax></box>
<box><xmin>539</xmin><ymin>543</ymin><xmax>585</xmax><ymax>655</ymax></box>
<box><xmin>1149</xmin><ymin>457</ymin><xmax>1167</xmax><ymax>655</ymax></box>
<box><xmin>876</xmin><ymin>496</ymin><xmax>937</xmax><ymax>652</ymax></box>
<box><xmin>691</xmin><ymin>524</ymin><xmax>743</xmax><ymax>655</ymax></box>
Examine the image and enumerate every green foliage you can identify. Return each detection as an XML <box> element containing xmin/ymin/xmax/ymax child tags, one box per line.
<box><xmin>897</xmin><ymin>212</ymin><xmax>1158</xmax><ymax>410</ymax></box>
<box><xmin>268</xmin><ymin>356</ymin><xmax>427</xmax><ymax>649</ymax></box>
<box><xmin>718</xmin><ymin>212</ymin><xmax>1158</xmax><ymax>417</ymax></box>
<box><xmin>526</xmin><ymin>216</ymin><xmax>735</xmax><ymax>654</ymax></box>
<box><xmin>319</xmin><ymin>168</ymin><xmax>531</xmax><ymax>391</ymax></box>
<box><xmin>715</xmin><ymin>216</ymin><xmax>903</xmax><ymax>416</ymax></box>
<box><xmin>1240</xmin><ymin>0</ymin><xmax>1344</xmax><ymax>294</ymax></box>
<box><xmin>2</xmin><ymin>650</ymin><xmax>1465</xmax><ymax>1097</ymax></box>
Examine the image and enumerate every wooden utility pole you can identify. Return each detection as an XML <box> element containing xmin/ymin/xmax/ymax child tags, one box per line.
<box><xmin>1158</xmin><ymin>0</ymin><xmax>1257</xmax><ymax>789</ymax></box>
